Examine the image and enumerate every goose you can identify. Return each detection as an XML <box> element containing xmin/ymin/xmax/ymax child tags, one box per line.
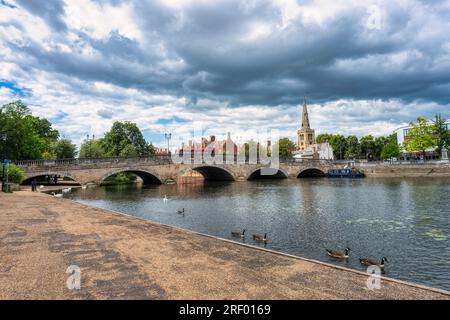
<box><xmin>231</xmin><ymin>229</ymin><xmax>246</xmax><ymax>238</ymax></box>
<box><xmin>359</xmin><ymin>257</ymin><xmax>388</xmax><ymax>269</ymax></box>
<box><xmin>326</xmin><ymin>247</ymin><xmax>350</xmax><ymax>259</ymax></box>
<box><xmin>82</xmin><ymin>185</ymin><xmax>87</xmax><ymax>190</ymax></box>
<box><xmin>51</xmin><ymin>192</ymin><xmax>63</xmax><ymax>198</ymax></box>
<box><xmin>163</xmin><ymin>195</ymin><xmax>168</xmax><ymax>203</ymax></box>
<box><xmin>253</xmin><ymin>233</ymin><xmax>267</xmax><ymax>242</ymax></box>
<box><xmin>39</xmin><ymin>185</ymin><xmax>44</xmax><ymax>189</ymax></box>
<box><xmin>177</xmin><ymin>208</ymin><xmax>185</xmax><ymax>214</ymax></box>
<box><xmin>62</xmin><ymin>188</ymin><xmax>72</xmax><ymax>193</ymax></box>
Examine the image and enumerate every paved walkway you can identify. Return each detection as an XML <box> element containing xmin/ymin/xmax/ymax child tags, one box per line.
<box><xmin>0</xmin><ymin>191</ymin><xmax>448</xmax><ymax>299</ymax></box>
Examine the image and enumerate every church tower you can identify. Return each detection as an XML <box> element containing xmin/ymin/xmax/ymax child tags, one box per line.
<box><xmin>297</xmin><ymin>97</ymin><xmax>315</xmax><ymax>151</ymax></box>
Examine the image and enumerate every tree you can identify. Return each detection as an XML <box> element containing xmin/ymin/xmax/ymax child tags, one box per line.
<box><xmin>79</xmin><ymin>139</ymin><xmax>106</xmax><ymax>158</ymax></box>
<box><xmin>434</xmin><ymin>114</ymin><xmax>450</xmax><ymax>156</ymax></box>
<box><xmin>381</xmin><ymin>135</ymin><xmax>401</xmax><ymax>159</ymax></box>
<box><xmin>0</xmin><ymin>100</ymin><xmax>59</xmax><ymax>160</ymax></box>
<box><xmin>51</xmin><ymin>139</ymin><xmax>77</xmax><ymax>159</ymax></box>
<box><xmin>316</xmin><ymin>133</ymin><xmax>347</xmax><ymax>159</ymax></box>
<box><xmin>374</xmin><ymin>136</ymin><xmax>389</xmax><ymax>160</ymax></box>
<box><xmin>276</xmin><ymin>137</ymin><xmax>296</xmax><ymax>158</ymax></box>
<box><xmin>119</xmin><ymin>144</ymin><xmax>139</xmax><ymax>157</ymax></box>
<box><xmin>316</xmin><ymin>133</ymin><xmax>334</xmax><ymax>144</ymax></box>
<box><xmin>360</xmin><ymin>135</ymin><xmax>377</xmax><ymax>160</ymax></box>
<box><xmin>403</xmin><ymin>117</ymin><xmax>437</xmax><ymax>155</ymax></box>
<box><xmin>329</xmin><ymin>134</ymin><xmax>347</xmax><ymax>160</ymax></box>
<box><xmin>101</xmin><ymin>121</ymin><xmax>154</xmax><ymax>157</ymax></box>
<box><xmin>345</xmin><ymin>136</ymin><xmax>360</xmax><ymax>159</ymax></box>
<box><xmin>148</xmin><ymin>142</ymin><xmax>156</xmax><ymax>157</ymax></box>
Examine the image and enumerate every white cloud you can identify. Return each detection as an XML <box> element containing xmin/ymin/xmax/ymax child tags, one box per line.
<box><xmin>1</xmin><ymin>0</ymin><xmax>450</xmax><ymax>151</ymax></box>
<box><xmin>63</xmin><ymin>0</ymin><xmax>142</xmax><ymax>41</ymax></box>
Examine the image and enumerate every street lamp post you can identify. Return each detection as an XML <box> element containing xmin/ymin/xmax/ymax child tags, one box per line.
<box><xmin>86</xmin><ymin>134</ymin><xmax>95</xmax><ymax>158</ymax></box>
<box><xmin>164</xmin><ymin>133</ymin><xmax>172</xmax><ymax>158</ymax></box>
<box><xmin>1</xmin><ymin>133</ymin><xmax>6</xmax><ymax>192</ymax></box>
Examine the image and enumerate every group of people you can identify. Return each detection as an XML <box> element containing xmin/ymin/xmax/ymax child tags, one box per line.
<box><xmin>30</xmin><ymin>175</ymin><xmax>59</xmax><ymax>192</ymax></box>
<box><xmin>45</xmin><ymin>175</ymin><xmax>58</xmax><ymax>184</ymax></box>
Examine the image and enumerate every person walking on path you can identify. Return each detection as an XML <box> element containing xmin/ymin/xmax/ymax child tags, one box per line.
<box><xmin>31</xmin><ymin>179</ymin><xmax>36</xmax><ymax>192</ymax></box>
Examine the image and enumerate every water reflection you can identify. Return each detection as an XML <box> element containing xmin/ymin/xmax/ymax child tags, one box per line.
<box><xmin>70</xmin><ymin>178</ymin><xmax>450</xmax><ymax>291</ymax></box>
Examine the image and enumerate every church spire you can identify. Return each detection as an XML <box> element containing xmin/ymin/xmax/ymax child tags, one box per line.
<box><xmin>301</xmin><ymin>96</ymin><xmax>310</xmax><ymax>129</ymax></box>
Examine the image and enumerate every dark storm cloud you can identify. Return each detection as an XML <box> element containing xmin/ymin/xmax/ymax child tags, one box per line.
<box><xmin>3</xmin><ymin>0</ymin><xmax>450</xmax><ymax>110</ymax></box>
<box><xmin>97</xmin><ymin>108</ymin><xmax>113</xmax><ymax>119</ymax></box>
<box><xmin>15</xmin><ymin>0</ymin><xmax>67</xmax><ymax>31</ymax></box>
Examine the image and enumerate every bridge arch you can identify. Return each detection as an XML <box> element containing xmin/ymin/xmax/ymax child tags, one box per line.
<box><xmin>21</xmin><ymin>172</ymin><xmax>80</xmax><ymax>185</ymax></box>
<box><xmin>191</xmin><ymin>165</ymin><xmax>235</xmax><ymax>181</ymax></box>
<box><xmin>246</xmin><ymin>167</ymin><xmax>289</xmax><ymax>180</ymax></box>
<box><xmin>296</xmin><ymin>168</ymin><xmax>326</xmax><ymax>178</ymax></box>
<box><xmin>100</xmin><ymin>168</ymin><xmax>162</xmax><ymax>185</ymax></box>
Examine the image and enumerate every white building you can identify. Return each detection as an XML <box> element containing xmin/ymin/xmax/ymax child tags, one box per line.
<box><xmin>293</xmin><ymin>142</ymin><xmax>334</xmax><ymax>160</ymax></box>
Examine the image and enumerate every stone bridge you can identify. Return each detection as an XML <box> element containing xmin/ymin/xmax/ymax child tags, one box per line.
<box><xmin>16</xmin><ymin>157</ymin><xmax>339</xmax><ymax>185</ymax></box>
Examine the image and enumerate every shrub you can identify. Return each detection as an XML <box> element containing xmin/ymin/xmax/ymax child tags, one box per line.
<box><xmin>0</xmin><ymin>163</ymin><xmax>25</xmax><ymax>184</ymax></box>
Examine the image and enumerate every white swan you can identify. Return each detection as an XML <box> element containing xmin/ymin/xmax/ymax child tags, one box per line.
<box><xmin>51</xmin><ymin>192</ymin><xmax>63</xmax><ymax>198</ymax></box>
<box><xmin>62</xmin><ymin>188</ymin><xmax>72</xmax><ymax>193</ymax></box>
<box><xmin>163</xmin><ymin>195</ymin><xmax>168</xmax><ymax>203</ymax></box>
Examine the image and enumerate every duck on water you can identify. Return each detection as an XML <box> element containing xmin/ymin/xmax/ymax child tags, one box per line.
<box><xmin>231</xmin><ymin>229</ymin><xmax>246</xmax><ymax>238</ymax></box>
<box><xmin>359</xmin><ymin>257</ymin><xmax>388</xmax><ymax>270</ymax></box>
<box><xmin>326</xmin><ymin>247</ymin><xmax>350</xmax><ymax>259</ymax></box>
<box><xmin>253</xmin><ymin>233</ymin><xmax>267</xmax><ymax>243</ymax></box>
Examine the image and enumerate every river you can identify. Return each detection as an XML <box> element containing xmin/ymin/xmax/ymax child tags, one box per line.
<box><xmin>69</xmin><ymin>177</ymin><xmax>450</xmax><ymax>291</ymax></box>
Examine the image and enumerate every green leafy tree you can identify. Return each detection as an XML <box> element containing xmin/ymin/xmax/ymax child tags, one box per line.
<box><xmin>360</xmin><ymin>135</ymin><xmax>377</xmax><ymax>160</ymax></box>
<box><xmin>0</xmin><ymin>100</ymin><xmax>59</xmax><ymax>160</ymax></box>
<box><xmin>316</xmin><ymin>134</ymin><xmax>347</xmax><ymax>159</ymax></box>
<box><xmin>102</xmin><ymin>121</ymin><xmax>154</xmax><ymax>157</ymax></box>
<box><xmin>0</xmin><ymin>163</ymin><xmax>25</xmax><ymax>184</ymax></box>
<box><xmin>51</xmin><ymin>139</ymin><xmax>77</xmax><ymax>159</ymax></box>
<box><xmin>434</xmin><ymin>114</ymin><xmax>450</xmax><ymax>155</ymax></box>
<box><xmin>79</xmin><ymin>139</ymin><xmax>107</xmax><ymax>158</ymax></box>
<box><xmin>276</xmin><ymin>137</ymin><xmax>296</xmax><ymax>158</ymax></box>
<box><xmin>148</xmin><ymin>142</ymin><xmax>156</xmax><ymax>156</ymax></box>
<box><xmin>403</xmin><ymin>117</ymin><xmax>437</xmax><ymax>155</ymax></box>
<box><xmin>381</xmin><ymin>134</ymin><xmax>401</xmax><ymax>159</ymax></box>
<box><xmin>345</xmin><ymin>135</ymin><xmax>360</xmax><ymax>159</ymax></box>
<box><xmin>329</xmin><ymin>134</ymin><xmax>347</xmax><ymax>160</ymax></box>
<box><xmin>119</xmin><ymin>144</ymin><xmax>139</xmax><ymax>157</ymax></box>
<box><xmin>316</xmin><ymin>133</ymin><xmax>334</xmax><ymax>144</ymax></box>
<box><xmin>374</xmin><ymin>136</ymin><xmax>390</xmax><ymax>160</ymax></box>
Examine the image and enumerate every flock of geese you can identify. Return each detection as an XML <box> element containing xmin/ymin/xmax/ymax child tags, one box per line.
<box><xmin>229</xmin><ymin>233</ymin><xmax>389</xmax><ymax>271</ymax></box>
<box><xmin>231</xmin><ymin>229</ymin><xmax>268</xmax><ymax>243</ymax></box>
<box><xmin>326</xmin><ymin>247</ymin><xmax>388</xmax><ymax>271</ymax></box>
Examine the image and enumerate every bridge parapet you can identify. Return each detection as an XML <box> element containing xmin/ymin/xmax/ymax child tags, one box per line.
<box><xmin>16</xmin><ymin>156</ymin><xmax>336</xmax><ymax>168</ymax></box>
<box><xmin>16</xmin><ymin>156</ymin><xmax>172</xmax><ymax>169</ymax></box>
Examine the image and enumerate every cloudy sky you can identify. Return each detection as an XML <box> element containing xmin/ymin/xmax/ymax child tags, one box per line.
<box><xmin>1</xmin><ymin>0</ymin><xmax>450</xmax><ymax>148</ymax></box>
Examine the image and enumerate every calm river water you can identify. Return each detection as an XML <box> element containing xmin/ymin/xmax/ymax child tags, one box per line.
<box><xmin>70</xmin><ymin>178</ymin><xmax>450</xmax><ymax>291</ymax></box>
